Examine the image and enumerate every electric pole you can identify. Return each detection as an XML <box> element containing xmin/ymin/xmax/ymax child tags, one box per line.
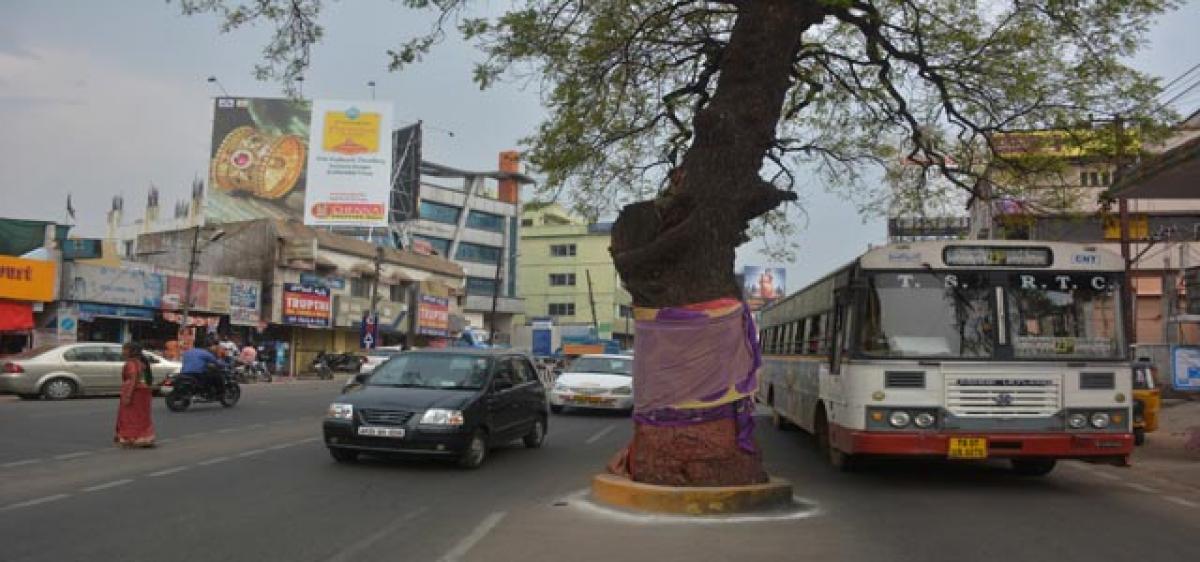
<box><xmin>489</xmin><ymin>255</ymin><xmax>503</xmax><ymax>346</ymax></box>
<box><xmin>181</xmin><ymin>225</ymin><xmax>201</xmax><ymax>346</ymax></box>
<box><xmin>586</xmin><ymin>269</ymin><xmax>599</xmax><ymax>337</ymax></box>
<box><xmin>1114</xmin><ymin>115</ymin><xmax>1136</xmax><ymax>348</ymax></box>
<box><xmin>366</xmin><ymin>245</ymin><xmax>384</xmax><ymax>350</ymax></box>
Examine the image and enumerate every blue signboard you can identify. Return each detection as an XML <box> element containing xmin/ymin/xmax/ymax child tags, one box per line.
<box><xmin>299</xmin><ymin>272</ymin><xmax>346</xmax><ymax>290</ymax></box>
<box><xmin>77</xmin><ymin>303</ymin><xmax>156</xmax><ymax>322</ymax></box>
<box><xmin>532</xmin><ymin>328</ymin><xmax>552</xmax><ymax>356</ymax></box>
<box><xmin>1170</xmin><ymin>346</ymin><xmax>1200</xmax><ymax>391</ymax></box>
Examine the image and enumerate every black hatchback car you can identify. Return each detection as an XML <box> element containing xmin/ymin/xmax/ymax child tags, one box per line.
<box><xmin>323</xmin><ymin>349</ymin><xmax>549</xmax><ymax>468</ymax></box>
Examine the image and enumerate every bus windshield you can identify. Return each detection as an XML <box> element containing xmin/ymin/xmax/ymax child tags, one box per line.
<box><xmin>859</xmin><ymin>272</ymin><xmax>994</xmax><ymax>358</ymax></box>
<box><xmin>1005</xmin><ymin>273</ymin><xmax>1124</xmax><ymax>360</ymax></box>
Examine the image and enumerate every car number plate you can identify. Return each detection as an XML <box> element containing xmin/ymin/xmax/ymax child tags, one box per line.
<box><xmin>948</xmin><ymin>437</ymin><xmax>988</xmax><ymax>459</ymax></box>
<box><xmin>357</xmin><ymin>426</ymin><xmax>406</xmax><ymax>438</ymax></box>
<box><xmin>572</xmin><ymin>396</ymin><xmax>607</xmax><ymax>404</ymax></box>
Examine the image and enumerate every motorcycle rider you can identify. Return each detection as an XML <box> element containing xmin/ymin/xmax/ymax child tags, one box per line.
<box><xmin>180</xmin><ymin>337</ymin><xmax>225</xmax><ymax>398</ymax></box>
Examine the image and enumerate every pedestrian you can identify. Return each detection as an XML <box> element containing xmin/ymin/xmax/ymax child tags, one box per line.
<box><xmin>115</xmin><ymin>342</ymin><xmax>156</xmax><ymax>448</ymax></box>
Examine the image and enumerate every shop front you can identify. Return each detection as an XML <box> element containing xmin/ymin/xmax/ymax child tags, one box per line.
<box><xmin>0</xmin><ymin>255</ymin><xmax>57</xmax><ymax>354</ymax></box>
<box><xmin>279</xmin><ymin>283</ymin><xmax>333</xmax><ymax>375</ymax></box>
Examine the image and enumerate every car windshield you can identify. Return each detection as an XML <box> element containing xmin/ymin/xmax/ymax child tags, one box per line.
<box><xmin>569</xmin><ymin>357</ymin><xmax>632</xmax><ymax>376</ymax></box>
<box><xmin>859</xmin><ymin>272</ymin><xmax>995</xmax><ymax>358</ymax></box>
<box><xmin>369</xmin><ymin>353</ymin><xmax>491</xmax><ymax>389</ymax></box>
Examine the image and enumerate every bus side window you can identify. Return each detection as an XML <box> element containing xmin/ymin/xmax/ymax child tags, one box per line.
<box><xmin>830</xmin><ymin>303</ymin><xmax>845</xmax><ymax>374</ymax></box>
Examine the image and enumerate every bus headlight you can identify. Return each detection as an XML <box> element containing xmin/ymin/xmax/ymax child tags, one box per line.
<box><xmin>1067</xmin><ymin>413</ymin><xmax>1088</xmax><ymax>429</ymax></box>
<box><xmin>913</xmin><ymin>412</ymin><xmax>936</xmax><ymax>428</ymax></box>
<box><xmin>1090</xmin><ymin>412</ymin><xmax>1111</xmax><ymax>429</ymax></box>
<box><xmin>888</xmin><ymin>411</ymin><xmax>911</xmax><ymax>428</ymax></box>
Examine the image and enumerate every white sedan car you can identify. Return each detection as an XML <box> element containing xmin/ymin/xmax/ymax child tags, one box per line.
<box><xmin>549</xmin><ymin>354</ymin><xmax>634</xmax><ymax>414</ymax></box>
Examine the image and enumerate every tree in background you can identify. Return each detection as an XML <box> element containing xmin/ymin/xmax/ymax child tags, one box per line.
<box><xmin>179</xmin><ymin>0</ymin><xmax>1177</xmax><ymax>486</ymax></box>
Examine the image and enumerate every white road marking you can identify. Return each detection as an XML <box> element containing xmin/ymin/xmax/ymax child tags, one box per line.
<box><xmin>1</xmin><ymin>494</ymin><xmax>70</xmax><ymax>511</ymax></box>
<box><xmin>584</xmin><ymin>425</ymin><xmax>617</xmax><ymax>445</ymax></box>
<box><xmin>1126</xmin><ymin>483</ymin><xmax>1159</xmax><ymax>494</ymax></box>
<box><xmin>236</xmin><ymin>448</ymin><xmax>267</xmax><ymax>458</ymax></box>
<box><xmin>324</xmin><ymin>507</ymin><xmax>428</xmax><ymax>562</ymax></box>
<box><xmin>292</xmin><ymin>437</ymin><xmax>321</xmax><ymax>446</ymax></box>
<box><xmin>1163</xmin><ymin>496</ymin><xmax>1199</xmax><ymax>509</ymax></box>
<box><xmin>2</xmin><ymin>458</ymin><xmax>43</xmax><ymax>468</ymax></box>
<box><xmin>54</xmin><ymin>451</ymin><xmax>93</xmax><ymax>460</ymax></box>
<box><xmin>158</xmin><ymin>438</ymin><xmax>177</xmax><ymax>444</ymax></box>
<box><xmin>148</xmin><ymin>466</ymin><xmax>191</xmax><ymax>477</ymax></box>
<box><xmin>247</xmin><ymin>423</ymin><xmax>266</xmax><ymax>429</ymax></box>
<box><xmin>1092</xmin><ymin>471</ymin><xmax>1121</xmax><ymax>481</ymax></box>
<box><xmin>198</xmin><ymin>456</ymin><xmax>231</xmax><ymax>466</ymax></box>
<box><xmin>438</xmin><ymin>512</ymin><xmax>507</xmax><ymax>562</ymax></box>
<box><xmin>266</xmin><ymin>443</ymin><xmax>292</xmax><ymax>451</ymax></box>
<box><xmin>217</xmin><ymin>428</ymin><xmax>239</xmax><ymax>434</ymax></box>
<box><xmin>83</xmin><ymin>479</ymin><xmax>133</xmax><ymax>493</ymax></box>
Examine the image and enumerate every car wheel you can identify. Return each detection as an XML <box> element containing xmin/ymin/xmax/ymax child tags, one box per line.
<box><xmin>40</xmin><ymin>378</ymin><xmax>77</xmax><ymax>400</ymax></box>
<box><xmin>329</xmin><ymin>447</ymin><xmax>359</xmax><ymax>463</ymax></box>
<box><xmin>458</xmin><ymin>430</ymin><xmax>488</xmax><ymax>469</ymax></box>
<box><xmin>550</xmin><ymin>405</ymin><xmax>564</xmax><ymax>414</ymax></box>
<box><xmin>523</xmin><ymin>418</ymin><xmax>547</xmax><ymax>449</ymax></box>
<box><xmin>1011</xmin><ymin>458</ymin><xmax>1057</xmax><ymax>476</ymax></box>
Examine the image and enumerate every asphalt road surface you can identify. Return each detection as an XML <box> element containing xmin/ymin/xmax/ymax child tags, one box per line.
<box><xmin>1</xmin><ymin>382</ymin><xmax>1198</xmax><ymax>562</ymax></box>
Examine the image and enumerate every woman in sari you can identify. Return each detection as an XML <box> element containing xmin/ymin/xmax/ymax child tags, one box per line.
<box><xmin>115</xmin><ymin>342</ymin><xmax>156</xmax><ymax>448</ymax></box>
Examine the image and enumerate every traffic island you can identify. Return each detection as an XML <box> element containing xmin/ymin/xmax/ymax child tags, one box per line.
<box><xmin>591</xmin><ymin>473</ymin><xmax>794</xmax><ymax>515</ymax></box>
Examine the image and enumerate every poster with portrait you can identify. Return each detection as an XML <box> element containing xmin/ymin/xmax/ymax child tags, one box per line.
<box><xmin>742</xmin><ymin>266</ymin><xmax>787</xmax><ymax>311</ymax></box>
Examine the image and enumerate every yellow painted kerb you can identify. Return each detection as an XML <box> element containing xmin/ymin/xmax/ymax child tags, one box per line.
<box><xmin>591</xmin><ymin>474</ymin><xmax>793</xmax><ymax>515</ymax></box>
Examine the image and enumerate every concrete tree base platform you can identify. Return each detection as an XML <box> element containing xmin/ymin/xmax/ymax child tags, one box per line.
<box><xmin>591</xmin><ymin>474</ymin><xmax>794</xmax><ymax>515</ymax></box>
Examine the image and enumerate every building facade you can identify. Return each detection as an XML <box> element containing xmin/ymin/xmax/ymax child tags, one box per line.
<box><xmin>516</xmin><ymin>204</ymin><xmax>634</xmax><ymax>348</ymax></box>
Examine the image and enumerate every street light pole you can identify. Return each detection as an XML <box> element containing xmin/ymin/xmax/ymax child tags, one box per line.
<box><xmin>181</xmin><ymin>225</ymin><xmax>201</xmax><ymax>340</ymax></box>
<box><xmin>368</xmin><ymin>80</ymin><xmax>376</xmax><ymax>100</ymax></box>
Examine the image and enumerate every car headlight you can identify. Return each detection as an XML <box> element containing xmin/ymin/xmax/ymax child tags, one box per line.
<box><xmin>611</xmin><ymin>386</ymin><xmax>632</xmax><ymax>396</ymax></box>
<box><xmin>913</xmin><ymin>412</ymin><xmax>936</xmax><ymax>428</ymax></box>
<box><xmin>888</xmin><ymin>411</ymin><xmax>911</xmax><ymax>428</ymax></box>
<box><xmin>1090</xmin><ymin>412</ymin><xmax>1111</xmax><ymax>429</ymax></box>
<box><xmin>1068</xmin><ymin>413</ymin><xmax>1088</xmax><ymax>429</ymax></box>
<box><xmin>327</xmin><ymin>403</ymin><xmax>353</xmax><ymax>420</ymax></box>
<box><xmin>420</xmin><ymin>409</ymin><xmax>464</xmax><ymax>426</ymax></box>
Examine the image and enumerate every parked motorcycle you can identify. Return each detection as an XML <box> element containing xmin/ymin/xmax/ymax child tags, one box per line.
<box><xmin>162</xmin><ymin>366</ymin><xmax>241</xmax><ymax>412</ymax></box>
<box><xmin>312</xmin><ymin>351</ymin><xmax>363</xmax><ymax>378</ymax></box>
<box><xmin>234</xmin><ymin>360</ymin><xmax>272</xmax><ymax>383</ymax></box>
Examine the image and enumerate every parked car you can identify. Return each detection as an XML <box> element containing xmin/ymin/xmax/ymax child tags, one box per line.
<box><xmin>549</xmin><ymin>354</ymin><xmax>634</xmax><ymax>414</ymax></box>
<box><xmin>0</xmin><ymin>343</ymin><xmax>181</xmax><ymax>400</ymax></box>
<box><xmin>323</xmin><ymin>349</ymin><xmax>548</xmax><ymax>469</ymax></box>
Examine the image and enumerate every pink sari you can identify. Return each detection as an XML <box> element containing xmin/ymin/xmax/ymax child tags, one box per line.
<box><xmin>115</xmin><ymin>359</ymin><xmax>156</xmax><ymax>447</ymax></box>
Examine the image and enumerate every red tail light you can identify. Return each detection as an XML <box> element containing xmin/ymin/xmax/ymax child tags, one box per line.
<box><xmin>162</xmin><ymin>378</ymin><xmax>174</xmax><ymax>387</ymax></box>
<box><xmin>2</xmin><ymin>362</ymin><xmax>23</xmax><ymax>374</ymax></box>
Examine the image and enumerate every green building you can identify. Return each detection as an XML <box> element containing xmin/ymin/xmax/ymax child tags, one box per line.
<box><xmin>516</xmin><ymin>204</ymin><xmax>634</xmax><ymax>348</ymax></box>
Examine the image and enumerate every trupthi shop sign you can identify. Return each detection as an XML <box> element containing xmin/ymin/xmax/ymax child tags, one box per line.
<box><xmin>282</xmin><ymin>283</ymin><xmax>331</xmax><ymax>328</ymax></box>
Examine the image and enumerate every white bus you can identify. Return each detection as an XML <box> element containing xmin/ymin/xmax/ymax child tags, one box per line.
<box><xmin>757</xmin><ymin>241</ymin><xmax>1133</xmax><ymax>475</ymax></box>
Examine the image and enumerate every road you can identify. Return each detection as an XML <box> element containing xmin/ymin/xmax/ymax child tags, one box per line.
<box><xmin>1</xmin><ymin>382</ymin><xmax>1198</xmax><ymax>562</ymax></box>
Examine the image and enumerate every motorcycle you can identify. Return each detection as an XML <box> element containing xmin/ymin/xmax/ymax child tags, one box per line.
<box><xmin>312</xmin><ymin>351</ymin><xmax>362</xmax><ymax>378</ymax></box>
<box><xmin>233</xmin><ymin>360</ymin><xmax>272</xmax><ymax>384</ymax></box>
<box><xmin>162</xmin><ymin>365</ymin><xmax>241</xmax><ymax>412</ymax></box>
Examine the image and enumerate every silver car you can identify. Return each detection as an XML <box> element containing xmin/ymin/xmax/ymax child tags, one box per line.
<box><xmin>0</xmin><ymin>343</ymin><xmax>181</xmax><ymax>400</ymax></box>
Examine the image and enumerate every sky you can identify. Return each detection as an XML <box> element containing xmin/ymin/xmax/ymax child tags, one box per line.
<box><xmin>1</xmin><ymin>0</ymin><xmax>1198</xmax><ymax>289</ymax></box>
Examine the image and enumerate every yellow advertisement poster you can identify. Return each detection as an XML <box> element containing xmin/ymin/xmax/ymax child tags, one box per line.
<box><xmin>322</xmin><ymin>110</ymin><xmax>381</xmax><ymax>155</ymax></box>
<box><xmin>0</xmin><ymin>256</ymin><xmax>57</xmax><ymax>301</ymax></box>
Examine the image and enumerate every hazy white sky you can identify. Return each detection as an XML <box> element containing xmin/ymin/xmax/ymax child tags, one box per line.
<box><xmin>1</xmin><ymin>0</ymin><xmax>1197</xmax><ymax>288</ymax></box>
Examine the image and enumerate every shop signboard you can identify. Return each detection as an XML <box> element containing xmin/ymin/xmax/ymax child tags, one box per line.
<box><xmin>57</xmin><ymin>304</ymin><xmax>78</xmax><ymax>343</ymax></box>
<box><xmin>77</xmin><ymin>303</ymin><xmax>156</xmax><ymax>322</ymax></box>
<box><xmin>60</xmin><ymin>238</ymin><xmax>103</xmax><ymax>260</ymax></box>
<box><xmin>1170</xmin><ymin>346</ymin><xmax>1200</xmax><ymax>392</ymax></box>
<box><xmin>229</xmin><ymin>280</ymin><xmax>262</xmax><ymax>326</ymax></box>
<box><xmin>208</xmin><ymin>281</ymin><xmax>232</xmax><ymax>314</ymax></box>
<box><xmin>741</xmin><ymin>266</ymin><xmax>787</xmax><ymax>311</ymax></box>
<box><xmin>205</xmin><ymin>96</ymin><xmax>393</xmax><ymax>228</ymax></box>
<box><xmin>0</xmin><ymin>255</ymin><xmax>57</xmax><ymax>302</ymax></box>
<box><xmin>360</xmin><ymin>312</ymin><xmax>378</xmax><ymax>350</ymax></box>
<box><xmin>416</xmin><ymin>294</ymin><xmax>450</xmax><ymax>337</ymax></box>
<box><xmin>67</xmin><ymin>264</ymin><xmax>160</xmax><ymax>307</ymax></box>
<box><xmin>299</xmin><ymin>272</ymin><xmax>346</xmax><ymax>289</ymax></box>
<box><xmin>282</xmin><ymin>283</ymin><xmax>332</xmax><ymax>328</ymax></box>
<box><xmin>304</xmin><ymin>99</ymin><xmax>394</xmax><ymax>227</ymax></box>
<box><xmin>162</xmin><ymin>275</ymin><xmax>209</xmax><ymax>311</ymax></box>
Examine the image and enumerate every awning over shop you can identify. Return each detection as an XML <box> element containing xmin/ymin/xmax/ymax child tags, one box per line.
<box><xmin>0</xmin><ymin>300</ymin><xmax>34</xmax><ymax>332</ymax></box>
<box><xmin>1107</xmin><ymin>134</ymin><xmax>1200</xmax><ymax>199</ymax></box>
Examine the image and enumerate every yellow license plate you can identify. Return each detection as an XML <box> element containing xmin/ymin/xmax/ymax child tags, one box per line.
<box><xmin>572</xmin><ymin>396</ymin><xmax>604</xmax><ymax>404</ymax></box>
<box><xmin>948</xmin><ymin>437</ymin><xmax>988</xmax><ymax>459</ymax></box>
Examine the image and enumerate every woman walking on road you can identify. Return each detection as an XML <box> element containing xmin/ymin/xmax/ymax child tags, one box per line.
<box><xmin>115</xmin><ymin>342</ymin><xmax>156</xmax><ymax>448</ymax></box>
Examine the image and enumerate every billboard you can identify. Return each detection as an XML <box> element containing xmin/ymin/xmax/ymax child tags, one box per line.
<box><xmin>206</xmin><ymin>97</ymin><xmax>394</xmax><ymax>228</ymax></box>
<box><xmin>742</xmin><ymin>266</ymin><xmax>787</xmax><ymax>311</ymax></box>
<box><xmin>0</xmin><ymin>255</ymin><xmax>58</xmax><ymax>302</ymax></box>
<box><xmin>391</xmin><ymin>123</ymin><xmax>422</xmax><ymax>222</ymax></box>
<box><xmin>281</xmin><ymin>283</ymin><xmax>331</xmax><ymax>328</ymax></box>
<box><xmin>229</xmin><ymin>280</ymin><xmax>262</xmax><ymax>326</ymax></box>
<box><xmin>67</xmin><ymin>264</ymin><xmax>160</xmax><ymax>308</ymax></box>
<box><xmin>416</xmin><ymin>294</ymin><xmax>450</xmax><ymax>337</ymax></box>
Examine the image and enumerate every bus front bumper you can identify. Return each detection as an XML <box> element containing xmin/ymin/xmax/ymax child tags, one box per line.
<box><xmin>835</xmin><ymin>428</ymin><xmax>1134</xmax><ymax>461</ymax></box>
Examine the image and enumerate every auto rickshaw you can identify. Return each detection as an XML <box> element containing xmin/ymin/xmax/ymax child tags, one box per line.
<box><xmin>1132</xmin><ymin>358</ymin><xmax>1161</xmax><ymax>446</ymax></box>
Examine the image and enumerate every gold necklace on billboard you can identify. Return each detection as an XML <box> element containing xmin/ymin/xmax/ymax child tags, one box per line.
<box><xmin>211</xmin><ymin>126</ymin><xmax>306</xmax><ymax>200</ymax></box>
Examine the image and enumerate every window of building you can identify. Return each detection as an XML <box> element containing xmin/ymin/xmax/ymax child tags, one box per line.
<box><xmin>1089</xmin><ymin>172</ymin><xmax>1099</xmax><ymax>187</ymax></box>
<box><xmin>550</xmin><ymin>244</ymin><xmax>577</xmax><ymax>257</ymax></box>
<box><xmin>549</xmin><ymin>302</ymin><xmax>576</xmax><ymax>316</ymax></box>
<box><xmin>413</xmin><ymin>235</ymin><xmax>452</xmax><ymax>256</ymax></box>
<box><xmin>521</xmin><ymin>218</ymin><xmax>534</xmax><ymax>227</ymax></box>
<box><xmin>619</xmin><ymin>305</ymin><xmax>633</xmax><ymax>319</ymax></box>
<box><xmin>351</xmin><ymin>278</ymin><xmax>371</xmax><ymax>298</ymax></box>
<box><xmin>456</xmin><ymin>242</ymin><xmax>502</xmax><ymax>265</ymax></box>
<box><xmin>1080</xmin><ymin>171</ymin><xmax>1090</xmax><ymax>186</ymax></box>
<box><xmin>123</xmin><ymin>240</ymin><xmax>134</xmax><ymax>257</ymax></box>
<box><xmin>419</xmin><ymin>201</ymin><xmax>462</xmax><ymax>225</ymax></box>
<box><xmin>1101</xmin><ymin>171</ymin><xmax>1111</xmax><ymax>186</ymax></box>
<box><xmin>549</xmin><ymin>273</ymin><xmax>576</xmax><ymax>286</ymax></box>
<box><xmin>466</xmin><ymin>210</ymin><xmax>505</xmax><ymax>233</ymax></box>
<box><xmin>389</xmin><ymin>284</ymin><xmax>407</xmax><ymax>302</ymax></box>
<box><xmin>466</xmin><ymin>277</ymin><xmax>498</xmax><ymax>295</ymax></box>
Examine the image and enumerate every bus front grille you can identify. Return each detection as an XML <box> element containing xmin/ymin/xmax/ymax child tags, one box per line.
<box><xmin>945</xmin><ymin>376</ymin><xmax>1061</xmax><ymax>417</ymax></box>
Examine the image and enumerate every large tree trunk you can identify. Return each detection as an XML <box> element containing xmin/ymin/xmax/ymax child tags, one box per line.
<box><xmin>609</xmin><ymin>0</ymin><xmax>825</xmax><ymax>486</ymax></box>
